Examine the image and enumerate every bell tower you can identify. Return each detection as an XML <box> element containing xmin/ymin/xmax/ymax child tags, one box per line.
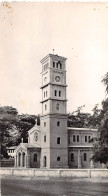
<box><xmin>40</xmin><ymin>54</ymin><xmax>68</xmax><ymax>168</ymax></box>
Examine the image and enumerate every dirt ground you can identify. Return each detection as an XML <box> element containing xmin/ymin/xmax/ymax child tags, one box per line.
<box><xmin>1</xmin><ymin>175</ymin><xmax>108</xmax><ymax>196</ymax></box>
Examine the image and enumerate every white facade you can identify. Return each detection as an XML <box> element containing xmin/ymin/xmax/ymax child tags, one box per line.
<box><xmin>14</xmin><ymin>54</ymin><xmax>104</xmax><ymax>169</ymax></box>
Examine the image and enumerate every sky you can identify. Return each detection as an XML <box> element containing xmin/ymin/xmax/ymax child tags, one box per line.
<box><xmin>0</xmin><ymin>2</ymin><xmax>108</xmax><ymax>115</ymax></box>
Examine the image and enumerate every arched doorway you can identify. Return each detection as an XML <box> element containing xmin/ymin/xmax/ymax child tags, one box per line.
<box><xmin>18</xmin><ymin>153</ymin><xmax>21</xmax><ymax>166</ymax></box>
<box><xmin>43</xmin><ymin>156</ymin><xmax>47</xmax><ymax>167</ymax></box>
<box><xmin>22</xmin><ymin>152</ymin><xmax>25</xmax><ymax>167</ymax></box>
<box><xmin>34</xmin><ymin>154</ymin><xmax>37</xmax><ymax>162</ymax></box>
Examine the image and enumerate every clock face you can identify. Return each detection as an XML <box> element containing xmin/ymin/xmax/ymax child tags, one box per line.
<box><xmin>34</xmin><ymin>132</ymin><xmax>38</xmax><ymax>141</ymax></box>
<box><xmin>55</xmin><ymin>76</ymin><xmax>60</xmax><ymax>82</ymax></box>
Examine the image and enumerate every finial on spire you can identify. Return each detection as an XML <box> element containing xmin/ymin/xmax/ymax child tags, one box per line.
<box><xmin>53</xmin><ymin>49</ymin><xmax>54</xmax><ymax>54</ymax></box>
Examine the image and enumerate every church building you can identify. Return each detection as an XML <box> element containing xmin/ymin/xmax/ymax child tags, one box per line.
<box><xmin>15</xmin><ymin>54</ymin><xmax>98</xmax><ymax>169</ymax></box>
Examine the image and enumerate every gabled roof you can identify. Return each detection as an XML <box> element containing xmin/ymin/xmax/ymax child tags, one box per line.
<box><xmin>28</xmin><ymin>125</ymin><xmax>40</xmax><ymax>135</ymax></box>
<box><xmin>15</xmin><ymin>142</ymin><xmax>41</xmax><ymax>151</ymax></box>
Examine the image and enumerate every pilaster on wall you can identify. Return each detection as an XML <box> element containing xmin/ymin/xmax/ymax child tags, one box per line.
<box><xmin>78</xmin><ymin>149</ymin><xmax>82</xmax><ymax>169</ymax></box>
<box><xmin>26</xmin><ymin>155</ymin><xmax>30</xmax><ymax>168</ymax></box>
<box><xmin>90</xmin><ymin>153</ymin><xmax>94</xmax><ymax>169</ymax></box>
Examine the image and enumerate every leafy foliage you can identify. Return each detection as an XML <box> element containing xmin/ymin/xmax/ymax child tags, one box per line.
<box><xmin>102</xmin><ymin>72</ymin><xmax>108</xmax><ymax>94</ymax></box>
<box><xmin>92</xmin><ymin>72</ymin><xmax>108</xmax><ymax>164</ymax></box>
<box><xmin>0</xmin><ymin>106</ymin><xmax>38</xmax><ymax>158</ymax></box>
<box><xmin>68</xmin><ymin>112</ymin><xmax>91</xmax><ymax>128</ymax></box>
<box><xmin>67</xmin><ymin>104</ymin><xmax>101</xmax><ymax>129</ymax></box>
<box><xmin>0</xmin><ymin>106</ymin><xmax>19</xmax><ymax>143</ymax></box>
<box><xmin>92</xmin><ymin>147</ymin><xmax>108</xmax><ymax>164</ymax></box>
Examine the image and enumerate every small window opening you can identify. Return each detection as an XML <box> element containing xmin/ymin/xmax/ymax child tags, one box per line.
<box><xmin>60</xmin><ymin>63</ymin><xmax>62</xmax><ymax>69</ymax></box>
<box><xmin>77</xmin><ymin>135</ymin><xmax>79</xmax><ymax>142</ymax></box>
<box><xmin>44</xmin><ymin>135</ymin><xmax>46</xmax><ymax>142</ymax></box>
<box><xmin>73</xmin><ymin>135</ymin><xmax>76</xmax><ymax>142</ymax></box>
<box><xmin>53</xmin><ymin>62</ymin><xmax>55</xmax><ymax>68</ymax></box>
<box><xmin>57</xmin><ymin>137</ymin><xmax>60</xmax><ymax>144</ymax></box>
<box><xmin>57</xmin><ymin>121</ymin><xmax>60</xmax><ymax>126</ymax></box>
<box><xmin>54</xmin><ymin>90</ymin><xmax>57</xmax><ymax>96</ymax></box>
<box><xmin>84</xmin><ymin>153</ymin><xmax>87</xmax><ymax>161</ymax></box>
<box><xmin>85</xmin><ymin>136</ymin><xmax>87</xmax><ymax>142</ymax></box>
<box><xmin>59</xmin><ymin>91</ymin><xmax>61</xmax><ymax>97</ymax></box>
<box><xmin>57</xmin><ymin>156</ymin><xmax>60</xmax><ymax>161</ymax></box>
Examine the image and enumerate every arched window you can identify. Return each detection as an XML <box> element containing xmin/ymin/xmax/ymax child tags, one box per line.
<box><xmin>57</xmin><ymin>156</ymin><xmax>60</xmax><ymax>161</ymax></box>
<box><xmin>56</xmin><ymin>103</ymin><xmax>59</xmax><ymax>110</ymax></box>
<box><xmin>77</xmin><ymin>135</ymin><xmax>79</xmax><ymax>142</ymax></box>
<box><xmin>18</xmin><ymin>153</ymin><xmax>21</xmax><ymax>167</ymax></box>
<box><xmin>57</xmin><ymin>137</ymin><xmax>60</xmax><ymax>144</ymax></box>
<box><xmin>71</xmin><ymin>153</ymin><xmax>74</xmax><ymax>162</ymax></box>
<box><xmin>84</xmin><ymin>153</ymin><xmax>87</xmax><ymax>161</ymax></box>
<box><xmin>56</xmin><ymin>63</ymin><xmax>58</xmax><ymax>69</ymax></box>
<box><xmin>60</xmin><ymin>63</ymin><xmax>62</xmax><ymax>69</ymax></box>
<box><xmin>45</xmin><ymin>104</ymin><xmax>47</xmax><ymax>110</ymax></box>
<box><xmin>73</xmin><ymin>135</ymin><xmax>76</xmax><ymax>142</ymax></box>
<box><xmin>43</xmin><ymin>156</ymin><xmax>47</xmax><ymax>167</ymax></box>
<box><xmin>22</xmin><ymin>152</ymin><xmax>25</xmax><ymax>167</ymax></box>
<box><xmin>54</xmin><ymin>90</ymin><xmax>57</xmax><ymax>96</ymax></box>
<box><xmin>44</xmin><ymin>135</ymin><xmax>46</xmax><ymax>142</ymax></box>
<box><xmin>59</xmin><ymin>91</ymin><xmax>61</xmax><ymax>97</ymax></box>
<box><xmin>57</xmin><ymin>121</ymin><xmax>60</xmax><ymax>126</ymax></box>
<box><xmin>34</xmin><ymin>154</ymin><xmax>37</xmax><ymax>162</ymax></box>
<box><xmin>85</xmin><ymin>136</ymin><xmax>87</xmax><ymax>142</ymax></box>
<box><xmin>53</xmin><ymin>62</ymin><xmax>55</xmax><ymax>68</ymax></box>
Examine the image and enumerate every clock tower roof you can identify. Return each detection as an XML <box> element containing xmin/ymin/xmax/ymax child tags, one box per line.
<box><xmin>40</xmin><ymin>54</ymin><xmax>67</xmax><ymax>63</ymax></box>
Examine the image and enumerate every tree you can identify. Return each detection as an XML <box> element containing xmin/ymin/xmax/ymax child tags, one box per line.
<box><xmin>0</xmin><ymin>106</ymin><xmax>19</xmax><ymax>143</ymax></box>
<box><xmin>67</xmin><ymin>112</ymin><xmax>91</xmax><ymax>128</ymax></box>
<box><xmin>92</xmin><ymin>72</ymin><xmax>108</xmax><ymax>165</ymax></box>
<box><xmin>102</xmin><ymin>72</ymin><xmax>108</xmax><ymax>95</ymax></box>
<box><xmin>0</xmin><ymin>106</ymin><xmax>19</xmax><ymax>158</ymax></box>
<box><xmin>67</xmin><ymin>104</ymin><xmax>101</xmax><ymax>129</ymax></box>
<box><xmin>0</xmin><ymin>106</ymin><xmax>38</xmax><ymax>158</ymax></box>
<box><xmin>16</xmin><ymin>114</ymin><xmax>37</xmax><ymax>143</ymax></box>
<box><xmin>89</xmin><ymin>104</ymin><xmax>102</xmax><ymax>129</ymax></box>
